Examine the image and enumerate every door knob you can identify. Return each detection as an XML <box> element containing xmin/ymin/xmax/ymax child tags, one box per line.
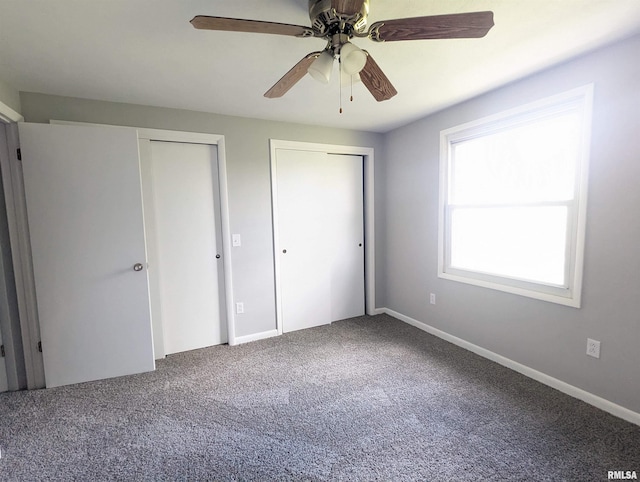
<box><xmin>133</xmin><ymin>263</ymin><xmax>144</xmax><ymax>272</ymax></box>
<box><xmin>216</xmin><ymin>254</ymin><xmax>221</xmax><ymax>259</ymax></box>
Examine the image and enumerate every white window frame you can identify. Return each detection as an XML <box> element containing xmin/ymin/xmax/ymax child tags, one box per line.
<box><xmin>438</xmin><ymin>85</ymin><xmax>593</xmax><ymax>307</ymax></box>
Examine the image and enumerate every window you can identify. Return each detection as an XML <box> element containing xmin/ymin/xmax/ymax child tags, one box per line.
<box><xmin>438</xmin><ymin>86</ymin><xmax>593</xmax><ymax>307</ymax></box>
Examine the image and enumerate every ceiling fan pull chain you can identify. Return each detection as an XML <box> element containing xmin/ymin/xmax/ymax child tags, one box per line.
<box><xmin>350</xmin><ymin>74</ymin><xmax>354</xmax><ymax>102</ymax></box>
<box><xmin>339</xmin><ymin>58</ymin><xmax>343</xmax><ymax>114</ymax></box>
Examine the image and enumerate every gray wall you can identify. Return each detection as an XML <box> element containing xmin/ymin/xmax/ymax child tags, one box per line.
<box><xmin>380</xmin><ymin>33</ymin><xmax>640</xmax><ymax>413</ymax></box>
<box><xmin>0</xmin><ymin>78</ymin><xmax>21</xmax><ymax>114</ymax></box>
<box><xmin>16</xmin><ymin>34</ymin><xmax>640</xmax><ymax>414</ymax></box>
<box><xmin>19</xmin><ymin>93</ymin><xmax>384</xmax><ymax>338</ymax></box>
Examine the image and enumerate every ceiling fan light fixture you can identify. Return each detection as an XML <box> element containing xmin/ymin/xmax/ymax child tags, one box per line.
<box><xmin>340</xmin><ymin>42</ymin><xmax>367</xmax><ymax>76</ymax></box>
<box><xmin>308</xmin><ymin>50</ymin><xmax>334</xmax><ymax>84</ymax></box>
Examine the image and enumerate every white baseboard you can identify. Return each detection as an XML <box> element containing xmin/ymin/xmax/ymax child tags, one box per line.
<box><xmin>379</xmin><ymin>307</ymin><xmax>640</xmax><ymax>427</ymax></box>
<box><xmin>232</xmin><ymin>329</ymin><xmax>279</xmax><ymax>346</ymax></box>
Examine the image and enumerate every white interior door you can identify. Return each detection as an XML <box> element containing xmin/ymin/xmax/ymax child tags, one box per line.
<box><xmin>143</xmin><ymin>141</ymin><xmax>226</xmax><ymax>356</ymax></box>
<box><xmin>19</xmin><ymin>123</ymin><xmax>155</xmax><ymax>388</ymax></box>
<box><xmin>275</xmin><ymin>149</ymin><xmax>364</xmax><ymax>333</ymax></box>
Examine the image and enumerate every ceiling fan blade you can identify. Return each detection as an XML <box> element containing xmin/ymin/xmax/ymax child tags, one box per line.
<box><xmin>191</xmin><ymin>16</ymin><xmax>314</xmax><ymax>37</ymax></box>
<box><xmin>368</xmin><ymin>11</ymin><xmax>494</xmax><ymax>42</ymax></box>
<box><xmin>359</xmin><ymin>52</ymin><xmax>397</xmax><ymax>102</ymax></box>
<box><xmin>331</xmin><ymin>0</ymin><xmax>366</xmax><ymax>16</ymax></box>
<box><xmin>264</xmin><ymin>52</ymin><xmax>323</xmax><ymax>98</ymax></box>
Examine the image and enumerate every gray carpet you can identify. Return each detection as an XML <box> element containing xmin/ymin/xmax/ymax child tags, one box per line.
<box><xmin>0</xmin><ymin>314</ymin><xmax>638</xmax><ymax>481</ymax></box>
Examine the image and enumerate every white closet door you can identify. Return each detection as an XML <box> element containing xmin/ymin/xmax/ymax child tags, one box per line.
<box><xmin>146</xmin><ymin>141</ymin><xmax>226</xmax><ymax>355</ymax></box>
<box><xmin>19</xmin><ymin>123</ymin><xmax>155</xmax><ymax>388</ymax></box>
<box><xmin>275</xmin><ymin>149</ymin><xmax>364</xmax><ymax>333</ymax></box>
<box><xmin>325</xmin><ymin>154</ymin><xmax>365</xmax><ymax>321</ymax></box>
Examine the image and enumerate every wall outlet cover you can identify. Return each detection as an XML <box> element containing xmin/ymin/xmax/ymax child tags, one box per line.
<box><xmin>586</xmin><ymin>338</ymin><xmax>601</xmax><ymax>358</ymax></box>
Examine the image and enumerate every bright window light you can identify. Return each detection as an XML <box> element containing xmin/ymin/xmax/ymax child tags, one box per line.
<box><xmin>439</xmin><ymin>86</ymin><xmax>593</xmax><ymax>307</ymax></box>
<box><xmin>450</xmin><ymin>206</ymin><xmax>568</xmax><ymax>286</ymax></box>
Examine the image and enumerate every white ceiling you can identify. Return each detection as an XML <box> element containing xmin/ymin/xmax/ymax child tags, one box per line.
<box><xmin>1</xmin><ymin>0</ymin><xmax>640</xmax><ymax>133</ymax></box>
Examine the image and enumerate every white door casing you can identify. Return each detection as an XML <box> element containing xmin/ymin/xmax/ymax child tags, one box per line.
<box><xmin>1</xmin><ymin>104</ymin><xmax>46</xmax><ymax>391</ymax></box>
<box><xmin>0</xmin><ymin>123</ymin><xmax>10</xmax><ymax>393</ymax></box>
<box><xmin>19</xmin><ymin>122</ymin><xmax>155</xmax><ymax>388</ymax></box>
<box><xmin>273</xmin><ymin>148</ymin><xmax>365</xmax><ymax>333</ymax></box>
<box><xmin>1</xmin><ymin>123</ymin><xmax>46</xmax><ymax>390</ymax></box>
<box><xmin>142</xmin><ymin>141</ymin><xmax>227</xmax><ymax>356</ymax></box>
<box><xmin>0</xmin><ymin>328</ymin><xmax>7</xmax><ymax>392</ymax></box>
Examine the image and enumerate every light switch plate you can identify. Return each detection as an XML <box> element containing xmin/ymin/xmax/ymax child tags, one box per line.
<box><xmin>232</xmin><ymin>234</ymin><xmax>241</xmax><ymax>247</ymax></box>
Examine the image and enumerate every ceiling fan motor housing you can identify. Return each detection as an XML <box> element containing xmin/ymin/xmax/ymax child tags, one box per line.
<box><xmin>309</xmin><ymin>0</ymin><xmax>369</xmax><ymax>37</ymax></box>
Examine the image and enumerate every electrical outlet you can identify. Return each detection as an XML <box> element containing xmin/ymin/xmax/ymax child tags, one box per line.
<box><xmin>236</xmin><ymin>302</ymin><xmax>244</xmax><ymax>314</ymax></box>
<box><xmin>429</xmin><ymin>293</ymin><xmax>436</xmax><ymax>305</ymax></box>
<box><xmin>586</xmin><ymin>338</ymin><xmax>600</xmax><ymax>358</ymax></box>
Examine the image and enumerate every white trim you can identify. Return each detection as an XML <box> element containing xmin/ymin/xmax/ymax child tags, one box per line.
<box><xmin>137</xmin><ymin>127</ymin><xmax>223</xmax><ymax>145</ymax></box>
<box><xmin>0</xmin><ymin>123</ymin><xmax>16</xmax><ymax>391</ymax></box>
<box><xmin>216</xmin><ymin>137</ymin><xmax>236</xmax><ymax>346</ymax></box>
<box><xmin>0</xmin><ymin>121</ymin><xmax>46</xmax><ymax>389</ymax></box>
<box><xmin>51</xmin><ymin>120</ymin><xmax>237</xmax><ymax>345</ymax></box>
<box><xmin>380</xmin><ymin>307</ymin><xmax>640</xmax><ymax>427</ymax></box>
<box><xmin>438</xmin><ymin>85</ymin><xmax>593</xmax><ymax>308</ymax></box>
<box><xmin>0</xmin><ymin>101</ymin><xmax>23</xmax><ymax>123</ymax></box>
<box><xmin>269</xmin><ymin>139</ymin><xmax>375</xmax><ymax>336</ymax></box>
<box><xmin>440</xmin><ymin>85</ymin><xmax>594</xmax><ymax>140</ymax></box>
<box><xmin>137</xmin><ymin>138</ymin><xmax>164</xmax><ymax>359</ymax></box>
<box><xmin>233</xmin><ymin>329</ymin><xmax>279</xmax><ymax>345</ymax></box>
<box><xmin>270</xmin><ymin>146</ymin><xmax>284</xmax><ymax>335</ymax></box>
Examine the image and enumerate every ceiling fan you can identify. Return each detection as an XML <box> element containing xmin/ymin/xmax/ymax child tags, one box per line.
<box><xmin>191</xmin><ymin>0</ymin><xmax>494</xmax><ymax>102</ymax></box>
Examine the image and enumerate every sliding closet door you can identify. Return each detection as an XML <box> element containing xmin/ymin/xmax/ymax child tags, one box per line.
<box><xmin>143</xmin><ymin>141</ymin><xmax>226</xmax><ymax>356</ymax></box>
<box><xmin>19</xmin><ymin>123</ymin><xmax>155</xmax><ymax>388</ymax></box>
<box><xmin>275</xmin><ymin>149</ymin><xmax>364</xmax><ymax>333</ymax></box>
<box><xmin>325</xmin><ymin>154</ymin><xmax>366</xmax><ymax>321</ymax></box>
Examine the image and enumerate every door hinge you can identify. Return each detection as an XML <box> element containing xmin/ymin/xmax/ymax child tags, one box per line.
<box><xmin>0</xmin><ymin>345</ymin><xmax>5</xmax><ymax>357</ymax></box>
<box><xmin>37</xmin><ymin>341</ymin><xmax>42</xmax><ymax>353</ymax></box>
<box><xmin>16</xmin><ymin>148</ymin><xmax>21</xmax><ymax>161</ymax></box>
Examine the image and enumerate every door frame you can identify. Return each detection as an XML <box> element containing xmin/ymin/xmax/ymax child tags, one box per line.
<box><xmin>0</xmin><ymin>101</ymin><xmax>46</xmax><ymax>389</ymax></box>
<box><xmin>139</xmin><ymin>136</ymin><xmax>229</xmax><ymax>356</ymax></box>
<box><xmin>52</xmin><ymin>121</ymin><xmax>237</xmax><ymax>347</ymax></box>
<box><xmin>137</xmin><ymin>129</ymin><xmax>236</xmax><ymax>345</ymax></box>
<box><xmin>270</xmin><ymin>139</ymin><xmax>375</xmax><ymax>335</ymax></box>
<box><xmin>0</xmin><ymin>121</ymin><xmax>18</xmax><ymax>392</ymax></box>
